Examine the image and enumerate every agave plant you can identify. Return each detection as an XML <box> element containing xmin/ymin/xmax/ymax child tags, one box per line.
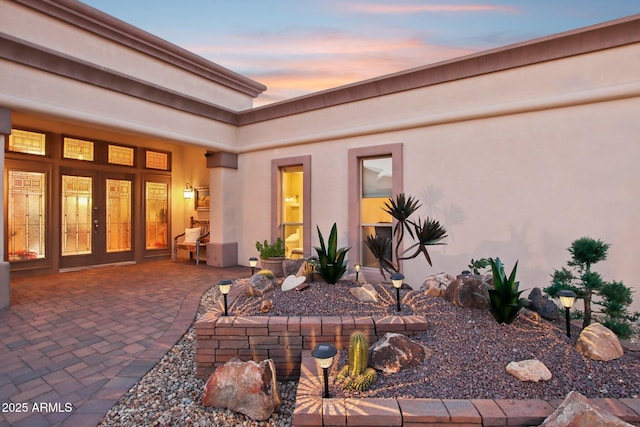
<box><xmin>383</xmin><ymin>193</ymin><xmax>421</xmax><ymax>264</ymax></box>
<box><xmin>486</xmin><ymin>257</ymin><xmax>528</xmax><ymax>324</ymax></box>
<box><xmin>401</xmin><ymin>217</ymin><xmax>448</xmax><ymax>266</ymax></box>
<box><xmin>364</xmin><ymin>234</ymin><xmax>397</xmax><ymax>279</ymax></box>
<box><xmin>314</xmin><ymin>223</ymin><xmax>350</xmax><ymax>284</ymax></box>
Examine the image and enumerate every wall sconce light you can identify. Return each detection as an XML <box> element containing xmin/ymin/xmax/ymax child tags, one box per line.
<box><xmin>391</xmin><ymin>272</ymin><xmax>404</xmax><ymax>312</ymax></box>
<box><xmin>183</xmin><ymin>183</ymin><xmax>194</xmax><ymax>199</ymax></box>
<box><xmin>219</xmin><ymin>279</ymin><xmax>232</xmax><ymax>316</ymax></box>
<box><xmin>558</xmin><ymin>290</ymin><xmax>577</xmax><ymax>338</ymax></box>
<box><xmin>354</xmin><ymin>264</ymin><xmax>361</xmax><ymax>281</ymax></box>
<box><xmin>249</xmin><ymin>257</ymin><xmax>258</xmax><ymax>275</ymax></box>
<box><xmin>312</xmin><ymin>343</ymin><xmax>337</xmax><ymax>398</ymax></box>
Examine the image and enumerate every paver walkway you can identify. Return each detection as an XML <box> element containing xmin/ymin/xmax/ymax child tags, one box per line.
<box><xmin>0</xmin><ymin>260</ymin><xmax>248</xmax><ymax>427</ymax></box>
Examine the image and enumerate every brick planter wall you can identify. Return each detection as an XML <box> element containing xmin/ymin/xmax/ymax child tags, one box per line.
<box><xmin>195</xmin><ymin>303</ymin><xmax>428</xmax><ymax>381</ymax></box>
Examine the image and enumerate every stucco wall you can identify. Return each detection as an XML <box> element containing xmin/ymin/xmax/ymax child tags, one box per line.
<box><xmin>1</xmin><ymin>0</ymin><xmax>256</xmax><ymax>111</ymax></box>
<box><xmin>236</xmin><ymin>43</ymin><xmax>640</xmax><ymax>311</ymax></box>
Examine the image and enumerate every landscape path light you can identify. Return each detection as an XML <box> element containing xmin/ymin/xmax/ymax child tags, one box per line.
<box><xmin>354</xmin><ymin>263</ymin><xmax>361</xmax><ymax>281</ymax></box>
<box><xmin>249</xmin><ymin>257</ymin><xmax>258</xmax><ymax>275</ymax></box>
<box><xmin>311</xmin><ymin>343</ymin><xmax>337</xmax><ymax>398</ymax></box>
<box><xmin>558</xmin><ymin>290</ymin><xmax>577</xmax><ymax>338</ymax></box>
<box><xmin>391</xmin><ymin>272</ymin><xmax>404</xmax><ymax>312</ymax></box>
<box><xmin>219</xmin><ymin>279</ymin><xmax>232</xmax><ymax>316</ymax></box>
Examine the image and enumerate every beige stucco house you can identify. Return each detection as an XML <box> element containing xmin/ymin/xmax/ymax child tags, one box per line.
<box><xmin>1</xmin><ymin>0</ymin><xmax>639</xmax><ymax>311</ymax></box>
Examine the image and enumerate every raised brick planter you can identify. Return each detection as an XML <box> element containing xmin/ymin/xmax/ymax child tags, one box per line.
<box><xmin>294</xmin><ymin>350</ymin><xmax>640</xmax><ymax>427</ymax></box>
<box><xmin>194</xmin><ymin>285</ymin><xmax>428</xmax><ymax>381</ymax></box>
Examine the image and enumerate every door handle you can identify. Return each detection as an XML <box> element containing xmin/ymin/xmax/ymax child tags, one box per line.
<box><xmin>94</xmin><ymin>219</ymin><xmax>99</xmax><ymax>234</ymax></box>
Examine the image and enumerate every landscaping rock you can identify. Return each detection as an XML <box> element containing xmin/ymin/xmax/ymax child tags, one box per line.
<box><xmin>260</xmin><ymin>299</ymin><xmax>273</xmax><ymax>313</ymax></box>
<box><xmin>283</xmin><ymin>259</ymin><xmax>304</xmax><ymax>277</ymax></box>
<box><xmin>443</xmin><ymin>274</ymin><xmax>491</xmax><ymax>309</ymax></box>
<box><xmin>202</xmin><ymin>358</ymin><xmax>281</xmax><ymax>421</ymax></box>
<box><xmin>250</xmin><ymin>274</ymin><xmax>274</xmax><ymax>291</ymax></box>
<box><xmin>349</xmin><ymin>283</ymin><xmax>378</xmax><ymax>302</ymax></box>
<box><xmin>527</xmin><ymin>287</ymin><xmax>560</xmax><ymax>320</ymax></box>
<box><xmin>369</xmin><ymin>332</ymin><xmax>429</xmax><ymax>374</ymax></box>
<box><xmin>576</xmin><ymin>323</ymin><xmax>624</xmax><ymax>361</ymax></box>
<box><xmin>281</xmin><ymin>275</ymin><xmax>306</xmax><ymax>292</ymax></box>
<box><xmin>506</xmin><ymin>359</ymin><xmax>552</xmax><ymax>382</ymax></box>
<box><xmin>420</xmin><ymin>272</ymin><xmax>455</xmax><ymax>296</ymax></box>
<box><xmin>540</xmin><ymin>390</ymin><xmax>633</xmax><ymax>427</ymax></box>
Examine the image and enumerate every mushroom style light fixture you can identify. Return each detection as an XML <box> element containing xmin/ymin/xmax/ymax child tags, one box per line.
<box><xmin>354</xmin><ymin>263</ymin><xmax>361</xmax><ymax>281</ymax></box>
<box><xmin>183</xmin><ymin>183</ymin><xmax>194</xmax><ymax>199</ymax></box>
<box><xmin>219</xmin><ymin>279</ymin><xmax>232</xmax><ymax>316</ymax></box>
<box><xmin>312</xmin><ymin>343</ymin><xmax>337</xmax><ymax>398</ymax></box>
<box><xmin>249</xmin><ymin>257</ymin><xmax>258</xmax><ymax>275</ymax></box>
<box><xmin>558</xmin><ymin>290</ymin><xmax>577</xmax><ymax>338</ymax></box>
<box><xmin>391</xmin><ymin>272</ymin><xmax>404</xmax><ymax>312</ymax></box>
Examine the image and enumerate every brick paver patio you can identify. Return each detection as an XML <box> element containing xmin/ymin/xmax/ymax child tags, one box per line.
<box><xmin>0</xmin><ymin>260</ymin><xmax>248</xmax><ymax>427</ymax></box>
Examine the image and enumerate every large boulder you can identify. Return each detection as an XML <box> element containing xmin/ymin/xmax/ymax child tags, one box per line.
<box><xmin>369</xmin><ymin>332</ymin><xmax>429</xmax><ymax>374</ymax></box>
<box><xmin>576</xmin><ymin>323</ymin><xmax>624</xmax><ymax>361</ymax></box>
<box><xmin>540</xmin><ymin>390</ymin><xmax>633</xmax><ymax>427</ymax></box>
<box><xmin>506</xmin><ymin>359</ymin><xmax>552</xmax><ymax>382</ymax></box>
<box><xmin>202</xmin><ymin>358</ymin><xmax>281</xmax><ymax>421</ymax></box>
<box><xmin>420</xmin><ymin>273</ymin><xmax>455</xmax><ymax>296</ymax></box>
<box><xmin>349</xmin><ymin>283</ymin><xmax>379</xmax><ymax>302</ymax></box>
<box><xmin>443</xmin><ymin>274</ymin><xmax>491</xmax><ymax>309</ymax></box>
<box><xmin>527</xmin><ymin>287</ymin><xmax>560</xmax><ymax>320</ymax></box>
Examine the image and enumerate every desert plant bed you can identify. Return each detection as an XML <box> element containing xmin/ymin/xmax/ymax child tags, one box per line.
<box><xmin>218</xmin><ymin>277</ymin><xmax>640</xmax><ymax>400</ymax></box>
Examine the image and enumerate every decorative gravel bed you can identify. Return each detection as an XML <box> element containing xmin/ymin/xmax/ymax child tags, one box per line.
<box><xmin>98</xmin><ymin>285</ymin><xmax>297</xmax><ymax>427</ymax></box>
<box><xmin>100</xmin><ymin>277</ymin><xmax>640</xmax><ymax>426</ymax></box>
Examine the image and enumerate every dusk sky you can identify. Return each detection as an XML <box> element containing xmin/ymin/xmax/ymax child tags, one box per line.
<box><xmin>80</xmin><ymin>1</ymin><xmax>639</xmax><ymax>106</ymax></box>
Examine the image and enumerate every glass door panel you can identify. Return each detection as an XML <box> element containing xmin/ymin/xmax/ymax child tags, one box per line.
<box><xmin>60</xmin><ymin>170</ymin><xmax>134</xmax><ymax>268</ymax></box>
<box><xmin>7</xmin><ymin>170</ymin><xmax>47</xmax><ymax>261</ymax></box>
<box><xmin>61</xmin><ymin>175</ymin><xmax>93</xmax><ymax>256</ymax></box>
<box><xmin>106</xmin><ymin>179</ymin><xmax>132</xmax><ymax>253</ymax></box>
<box><xmin>145</xmin><ymin>181</ymin><xmax>168</xmax><ymax>250</ymax></box>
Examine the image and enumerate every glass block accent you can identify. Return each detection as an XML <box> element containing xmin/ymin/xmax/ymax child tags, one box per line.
<box><xmin>8</xmin><ymin>129</ymin><xmax>46</xmax><ymax>155</ymax></box>
<box><xmin>63</xmin><ymin>137</ymin><xmax>94</xmax><ymax>161</ymax></box>
<box><xmin>145</xmin><ymin>150</ymin><xmax>169</xmax><ymax>170</ymax></box>
<box><xmin>108</xmin><ymin>145</ymin><xmax>135</xmax><ymax>166</ymax></box>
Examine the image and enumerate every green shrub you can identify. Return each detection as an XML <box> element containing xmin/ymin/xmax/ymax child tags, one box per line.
<box><xmin>485</xmin><ymin>257</ymin><xmax>528</xmax><ymax>324</ymax></box>
<box><xmin>255</xmin><ymin>238</ymin><xmax>285</xmax><ymax>259</ymax></box>
<box><xmin>314</xmin><ymin>223</ymin><xmax>350</xmax><ymax>284</ymax></box>
<box><xmin>544</xmin><ymin>237</ymin><xmax>639</xmax><ymax>334</ymax></box>
<box><xmin>468</xmin><ymin>258</ymin><xmax>491</xmax><ymax>275</ymax></box>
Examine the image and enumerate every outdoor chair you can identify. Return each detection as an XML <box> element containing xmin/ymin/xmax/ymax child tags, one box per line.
<box><xmin>173</xmin><ymin>216</ymin><xmax>210</xmax><ymax>265</ymax></box>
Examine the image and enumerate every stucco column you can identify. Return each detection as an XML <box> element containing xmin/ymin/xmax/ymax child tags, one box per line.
<box><xmin>0</xmin><ymin>108</ymin><xmax>11</xmax><ymax>309</ymax></box>
<box><xmin>206</xmin><ymin>152</ymin><xmax>239</xmax><ymax>267</ymax></box>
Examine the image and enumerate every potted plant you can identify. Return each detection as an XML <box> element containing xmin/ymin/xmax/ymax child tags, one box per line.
<box><xmin>255</xmin><ymin>238</ymin><xmax>285</xmax><ymax>277</ymax></box>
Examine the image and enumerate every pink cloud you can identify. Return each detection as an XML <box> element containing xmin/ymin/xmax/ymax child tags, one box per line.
<box><xmin>340</xmin><ymin>3</ymin><xmax>519</xmax><ymax>14</ymax></box>
<box><xmin>186</xmin><ymin>29</ymin><xmax>477</xmax><ymax>105</ymax></box>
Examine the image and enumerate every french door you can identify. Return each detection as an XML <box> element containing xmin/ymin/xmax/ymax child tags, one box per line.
<box><xmin>59</xmin><ymin>168</ymin><xmax>134</xmax><ymax>269</ymax></box>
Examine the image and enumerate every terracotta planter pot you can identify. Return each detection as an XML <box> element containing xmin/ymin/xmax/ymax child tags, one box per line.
<box><xmin>260</xmin><ymin>257</ymin><xmax>285</xmax><ymax>277</ymax></box>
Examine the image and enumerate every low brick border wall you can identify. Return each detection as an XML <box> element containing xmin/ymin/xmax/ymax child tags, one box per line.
<box><xmin>195</xmin><ymin>305</ymin><xmax>428</xmax><ymax>381</ymax></box>
<box><xmin>293</xmin><ymin>350</ymin><xmax>640</xmax><ymax>426</ymax></box>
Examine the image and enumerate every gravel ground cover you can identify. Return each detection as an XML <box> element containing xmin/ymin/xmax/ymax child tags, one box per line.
<box><xmin>100</xmin><ymin>278</ymin><xmax>640</xmax><ymax>426</ymax></box>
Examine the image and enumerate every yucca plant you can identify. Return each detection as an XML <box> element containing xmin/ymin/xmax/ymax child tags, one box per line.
<box><xmin>485</xmin><ymin>257</ymin><xmax>528</xmax><ymax>324</ymax></box>
<box><xmin>383</xmin><ymin>193</ymin><xmax>421</xmax><ymax>264</ymax></box>
<box><xmin>401</xmin><ymin>217</ymin><xmax>448</xmax><ymax>266</ymax></box>
<box><xmin>314</xmin><ymin>223</ymin><xmax>350</xmax><ymax>284</ymax></box>
<box><xmin>364</xmin><ymin>234</ymin><xmax>396</xmax><ymax>279</ymax></box>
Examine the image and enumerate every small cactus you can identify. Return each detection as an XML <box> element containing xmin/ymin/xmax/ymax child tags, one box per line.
<box><xmin>336</xmin><ymin>332</ymin><xmax>377</xmax><ymax>392</ymax></box>
<box><xmin>256</xmin><ymin>269</ymin><xmax>274</xmax><ymax>279</ymax></box>
<box><xmin>348</xmin><ymin>332</ymin><xmax>369</xmax><ymax>376</ymax></box>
